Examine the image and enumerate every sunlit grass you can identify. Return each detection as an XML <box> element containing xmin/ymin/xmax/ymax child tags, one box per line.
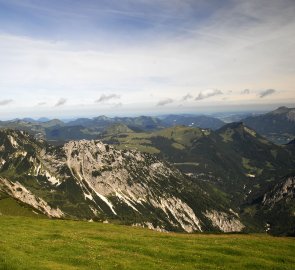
<box><xmin>0</xmin><ymin>216</ymin><xmax>294</xmax><ymax>270</ymax></box>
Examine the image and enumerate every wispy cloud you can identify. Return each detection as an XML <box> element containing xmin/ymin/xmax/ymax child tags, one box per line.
<box><xmin>95</xmin><ymin>94</ymin><xmax>120</xmax><ymax>103</ymax></box>
<box><xmin>0</xmin><ymin>99</ymin><xmax>13</xmax><ymax>106</ymax></box>
<box><xmin>259</xmin><ymin>89</ymin><xmax>276</xmax><ymax>98</ymax></box>
<box><xmin>54</xmin><ymin>98</ymin><xmax>67</xmax><ymax>107</ymax></box>
<box><xmin>241</xmin><ymin>89</ymin><xmax>250</xmax><ymax>94</ymax></box>
<box><xmin>157</xmin><ymin>98</ymin><xmax>174</xmax><ymax>106</ymax></box>
<box><xmin>0</xmin><ymin>0</ymin><xmax>294</xmax><ymax>117</ymax></box>
<box><xmin>182</xmin><ymin>94</ymin><xmax>193</xmax><ymax>101</ymax></box>
<box><xmin>195</xmin><ymin>89</ymin><xmax>223</xmax><ymax>101</ymax></box>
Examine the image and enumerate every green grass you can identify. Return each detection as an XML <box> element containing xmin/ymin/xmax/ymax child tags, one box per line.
<box><xmin>220</xmin><ymin>129</ymin><xmax>234</xmax><ymax>143</ymax></box>
<box><xmin>0</xmin><ymin>216</ymin><xmax>294</xmax><ymax>270</ymax></box>
<box><xmin>102</xmin><ymin>126</ymin><xmax>208</xmax><ymax>155</ymax></box>
<box><xmin>0</xmin><ymin>196</ymin><xmax>45</xmax><ymax>218</ymax></box>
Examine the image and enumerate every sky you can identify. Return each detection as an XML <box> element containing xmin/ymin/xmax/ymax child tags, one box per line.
<box><xmin>0</xmin><ymin>0</ymin><xmax>294</xmax><ymax>119</ymax></box>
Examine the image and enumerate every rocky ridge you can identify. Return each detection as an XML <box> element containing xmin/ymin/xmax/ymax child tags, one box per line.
<box><xmin>0</xmin><ymin>129</ymin><xmax>243</xmax><ymax>233</ymax></box>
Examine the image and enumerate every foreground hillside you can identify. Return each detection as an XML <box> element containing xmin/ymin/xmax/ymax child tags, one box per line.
<box><xmin>0</xmin><ymin>216</ymin><xmax>294</xmax><ymax>270</ymax></box>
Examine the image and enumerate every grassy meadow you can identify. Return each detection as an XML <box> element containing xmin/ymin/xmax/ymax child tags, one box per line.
<box><xmin>0</xmin><ymin>215</ymin><xmax>294</xmax><ymax>270</ymax></box>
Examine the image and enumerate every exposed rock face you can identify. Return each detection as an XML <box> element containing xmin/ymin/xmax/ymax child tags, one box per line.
<box><xmin>41</xmin><ymin>139</ymin><xmax>206</xmax><ymax>232</ymax></box>
<box><xmin>247</xmin><ymin>174</ymin><xmax>295</xmax><ymax>236</ymax></box>
<box><xmin>0</xmin><ymin>177</ymin><xmax>64</xmax><ymax>218</ymax></box>
<box><xmin>0</xmin><ymin>129</ymin><xmax>243</xmax><ymax>233</ymax></box>
<box><xmin>262</xmin><ymin>176</ymin><xmax>295</xmax><ymax>207</ymax></box>
<box><xmin>204</xmin><ymin>210</ymin><xmax>245</xmax><ymax>232</ymax></box>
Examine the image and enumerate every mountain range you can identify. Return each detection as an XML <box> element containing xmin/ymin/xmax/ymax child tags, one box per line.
<box><xmin>0</xmin><ymin>107</ymin><xmax>294</xmax><ymax>235</ymax></box>
<box><xmin>0</xmin><ymin>129</ymin><xmax>245</xmax><ymax>233</ymax></box>
<box><xmin>1</xmin><ymin>107</ymin><xmax>294</xmax><ymax>145</ymax></box>
<box><xmin>0</xmin><ymin>114</ymin><xmax>225</xmax><ymax>144</ymax></box>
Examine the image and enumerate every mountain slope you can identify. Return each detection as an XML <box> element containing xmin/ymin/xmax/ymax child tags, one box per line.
<box><xmin>101</xmin><ymin>123</ymin><xmax>295</xmax><ymax>203</ymax></box>
<box><xmin>243</xmin><ymin>106</ymin><xmax>295</xmax><ymax>144</ymax></box>
<box><xmin>0</xmin><ymin>190</ymin><xmax>46</xmax><ymax>218</ymax></box>
<box><xmin>0</xmin><ymin>129</ymin><xmax>243</xmax><ymax>233</ymax></box>
<box><xmin>243</xmin><ymin>173</ymin><xmax>295</xmax><ymax>236</ymax></box>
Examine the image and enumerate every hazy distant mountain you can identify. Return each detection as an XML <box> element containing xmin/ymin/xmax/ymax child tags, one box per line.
<box><xmin>0</xmin><ymin>114</ymin><xmax>226</xmax><ymax>143</ymax></box>
<box><xmin>22</xmin><ymin>118</ymin><xmax>38</xmax><ymax>123</ymax></box>
<box><xmin>66</xmin><ymin>114</ymin><xmax>225</xmax><ymax>133</ymax></box>
<box><xmin>101</xmin><ymin>123</ymin><xmax>135</xmax><ymax>135</ymax></box>
<box><xmin>0</xmin><ymin>119</ymin><xmax>100</xmax><ymax>144</ymax></box>
<box><xmin>160</xmin><ymin>115</ymin><xmax>225</xmax><ymax>130</ymax></box>
<box><xmin>243</xmin><ymin>106</ymin><xmax>295</xmax><ymax>144</ymax></box>
<box><xmin>66</xmin><ymin>115</ymin><xmax>164</xmax><ymax>131</ymax></box>
<box><xmin>37</xmin><ymin>117</ymin><xmax>51</xmax><ymax>122</ymax></box>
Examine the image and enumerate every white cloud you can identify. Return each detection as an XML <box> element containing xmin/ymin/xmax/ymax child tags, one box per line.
<box><xmin>259</xmin><ymin>89</ymin><xmax>276</xmax><ymax>98</ymax></box>
<box><xmin>0</xmin><ymin>99</ymin><xmax>13</xmax><ymax>106</ymax></box>
<box><xmin>195</xmin><ymin>89</ymin><xmax>223</xmax><ymax>100</ymax></box>
<box><xmin>157</xmin><ymin>98</ymin><xmax>174</xmax><ymax>106</ymax></box>
<box><xmin>182</xmin><ymin>94</ymin><xmax>193</xmax><ymax>101</ymax></box>
<box><xmin>55</xmin><ymin>98</ymin><xmax>67</xmax><ymax>107</ymax></box>
<box><xmin>95</xmin><ymin>94</ymin><xmax>120</xmax><ymax>103</ymax></box>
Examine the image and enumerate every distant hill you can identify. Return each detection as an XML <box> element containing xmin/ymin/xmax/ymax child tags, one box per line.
<box><xmin>101</xmin><ymin>123</ymin><xmax>134</xmax><ymax>135</ymax></box>
<box><xmin>67</xmin><ymin>114</ymin><xmax>225</xmax><ymax>132</ymax></box>
<box><xmin>160</xmin><ymin>115</ymin><xmax>225</xmax><ymax>130</ymax></box>
<box><xmin>243</xmin><ymin>106</ymin><xmax>295</xmax><ymax>144</ymax></box>
<box><xmin>66</xmin><ymin>115</ymin><xmax>164</xmax><ymax>131</ymax></box>
<box><xmin>0</xmin><ymin>114</ymin><xmax>225</xmax><ymax>143</ymax></box>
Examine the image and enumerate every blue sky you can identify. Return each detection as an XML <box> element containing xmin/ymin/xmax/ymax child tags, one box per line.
<box><xmin>0</xmin><ymin>0</ymin><xmax>294</xmax><ymax>119</ymax></box>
